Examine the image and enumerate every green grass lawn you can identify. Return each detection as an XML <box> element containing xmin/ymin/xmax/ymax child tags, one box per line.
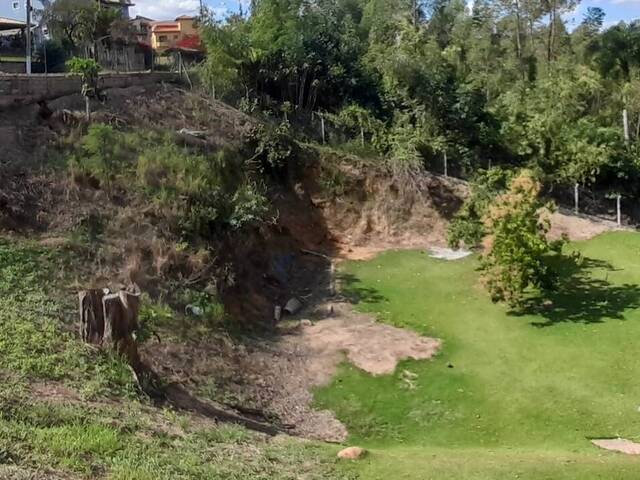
<box><xmin>316</xmin><ymin>232</ymin><xmax>640</xmax><ymax>479</ymax></box>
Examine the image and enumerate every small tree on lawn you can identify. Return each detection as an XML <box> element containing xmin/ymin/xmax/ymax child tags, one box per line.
<box><xmin>479</xmin><ymin>170</ymin><xmax>562</xmax><ymax>307</ymax></box>
<box><xmin>66</xmin><ymin>57</ymin><xmax>100</xmax><ymax>121</ymax></box>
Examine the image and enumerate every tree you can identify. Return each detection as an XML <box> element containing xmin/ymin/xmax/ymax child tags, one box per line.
<box><xmin>590</xmin><ymin>21</ymin><xmax>640</xmax><ymax>82</ymax></box>
<box><xmin>479</xmin><ymin>170</ymin><xmax>561</xmax><ymax>307</ymax></box>
<box><xmin>42</xmin><ymin>0</ymin><xmax>97</xmax><ymax>53</ymax></box>
<box><xmin>66</xmin><ymin>57</ymin><xmax>100</xmax><ymax>120</ymax></box>
<box><xmin>448</xmin><ymin>167</ymin><xmax>514</xmax><ymax>248</ymax></box>
<box><xmin>200</xmin><ymin>15</ymin><xmax>255</xmax><ymax>100</ymax></box>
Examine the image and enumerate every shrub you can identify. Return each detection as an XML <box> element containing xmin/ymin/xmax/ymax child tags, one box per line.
<box><xmin>448</xmin><ymin>167</ymin><xmax>514</xmax><ymax>249</ymax></box>
<box><xmin>229</xmin><ymin>182</ymin><xmax>270</xmax><ymax>229</ymax></box>
<box><xmin>246</xmin><ymin>121</ymin><xmax>294</xmax><ymax>177</ymax></box>
<box><xmin>136</xmin><ymin>142</ymin><xmax>269</xmax><ymax>237</ymax></box>
<box><xmin>479</xmin><ymin>170</ymin><xmax>562</xmax><ymax>307</ymax></box>
<box><xmin>36</xmin><ymin>40</ymin><xmax>68</xmax><ymax>73</ymax></box>
<box><xmin>70</xmin><ymin>124</ymin><xmax>124</xmax><ymax>188</ymax></box>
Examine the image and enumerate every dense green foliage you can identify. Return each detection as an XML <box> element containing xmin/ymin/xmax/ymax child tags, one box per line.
<box><xmin>42</xmin><ymin>0</ymin><xmax>131</xmax><ymax>54</ymax></box>
<box><xmin>448</xmin><ymin>167</ymin><xmax>514</xmax><ymax>247</ymax></box>
<box><xmin>479</xmin><ymin>171</ymin><xmax>561</xmax><ymax>306</ymax></box>
<box><xmin>317</xmin><ymin>232</ymin><xmax>640</xmax><ymax>479</ymax></box>
<box><xmin>202</xmin><ymin>1</ymin><xmax>640</xmax><ymax>194</ymax></box>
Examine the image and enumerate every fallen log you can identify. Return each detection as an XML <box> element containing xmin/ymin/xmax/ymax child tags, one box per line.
<box><xmin>164</xmin><ymin>383</ymin><xmax>282</xmax><ymax>436</ymax></box>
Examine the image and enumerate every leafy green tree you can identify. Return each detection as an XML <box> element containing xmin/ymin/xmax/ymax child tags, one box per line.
<box><xmin>42</xmin><ymin>0</ymin><xmax>97</xmax><ymax>52</ymax></box>
<box><xmin>590</xmin><ymin>21</ymin><xmax>640</xmax><ymax>82</ymax></box>
<box><xmin>66</xmin><ymin>57</ymin><xmax>100</xmax><ymax>121</ymax></box>
<box><xmin>200</xmin><ymin>15</ymin><xmax>255</xmax><ymax>100</ymax></box>
<box><xmin>479</xmin><ymin>170</ymin><xmax>561</xmax><ymax>307</ymax></box>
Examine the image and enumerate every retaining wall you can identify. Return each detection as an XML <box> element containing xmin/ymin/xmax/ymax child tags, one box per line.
<box><xmin>0</xmin><ymin>72</ymin><xmax>180</xmax><ymax>110</ymax></box>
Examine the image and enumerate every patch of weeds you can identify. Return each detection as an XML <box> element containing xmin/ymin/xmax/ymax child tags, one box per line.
<box><xmin>198</xmin><ymin>424</ymin><xmax>252</xmax><ymax>444</ymax></box>
<box><xmin>319</xmin><ymin>162</ymin><xmax>349</xmax><ymax>198</ymax></box>
<box><xmin>0</xmin><ymin>400</ymin><xmax>349</xmax><ymax>480</ymax></box>
<box><xmin>68</xmin><ymin>212</ymin><xmax>106</xmax><ymax>250</ymax></box>
<box><xmin>180</xmin><ymin>289</ymin><xmax>226</xmax><ymax>327</ymax></box>
<box><xmin>137</xmin><ymin>295</ymin><xmax>174</xmax><ymax>344</ymax></box>
<box><xmin>137</xmin><ymin>290</ymin><xmax>228</xmax><ymax>342</ymax></box>
<box><xmin>68</xmin><ymin>123</ymin><xmax>130</xmax><ymax>189</ymax></box>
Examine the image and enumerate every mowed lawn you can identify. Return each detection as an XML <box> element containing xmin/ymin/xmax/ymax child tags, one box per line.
<box><xmin>318</xmin><ymin>232</ymin><xmax>640</xmax><ymax>479</ymax></box>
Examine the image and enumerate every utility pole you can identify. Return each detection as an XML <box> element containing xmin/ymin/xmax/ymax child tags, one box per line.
<box><xmin>26</xmin><ymin>0</ymin><xmax>32</xmax><ymax>75</ymax></box>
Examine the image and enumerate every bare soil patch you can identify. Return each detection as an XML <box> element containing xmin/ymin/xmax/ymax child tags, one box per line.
<box><xmin>592</xmin><ymin>438</ymin><xmax>640</xmax><ymax>455</ymax></box>
<box><xmin>548</xmin><ymin>210</ymin><xmax>625</xmax><ymax>242</ymax></box>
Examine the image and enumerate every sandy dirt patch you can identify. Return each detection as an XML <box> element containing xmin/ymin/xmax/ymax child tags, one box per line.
<box><xmin>591</xmin><ymin>438</ymin><xmax>640</xmax><ymax>455</ymax></box>
<box><xmin>291</xmin><ymin>303</ymin><xmax>441</xmax><ymax>377</ymax></box>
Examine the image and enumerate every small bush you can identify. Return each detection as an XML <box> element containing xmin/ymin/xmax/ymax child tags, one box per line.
<box><xmin>245</xmin><ymin>121</ymin><xmax>294</xmax><ymax>177</ymax></box>
<box><xmin>180</xmin><ymin>290</ymin><xmax>226</xmax><ymax>327</ymax></box>
<box><xmin>70</xmin><ymin>124</ymin><xmax>124</xmax><ymax>187</ymax></box>
<box><xmin>137</xmin><ymin>142</ymin><xmax>269</xmax><ymax>237</ymax></box>
<box><xmin>136</xmin><ymin>296</ymin><xmax>174</xmax><ymax>344</ymax></box>
<box><xmin>448</xmin><ymin>167</ymin><xmax>514</xmax><ymax>249</ymax></box>
<box><xmin>36</xmin><ymin>40</ymin><xmax>67</xmax><ymax>73</ymax></box>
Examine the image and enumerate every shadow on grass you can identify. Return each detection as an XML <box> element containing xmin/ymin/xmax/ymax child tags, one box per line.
<box><xmin>337</xmin><ymin>273</ymin><xmax>388</xmax><ymax>305</ymax></box>
<box><xmin>517</xmin><ymin>256</ymin><xmax>640</xmax><ymax>328</ymax></box>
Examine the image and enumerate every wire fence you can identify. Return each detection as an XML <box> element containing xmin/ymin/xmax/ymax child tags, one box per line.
<box><xmin>297</xmin><ymin>110</ymin><xmax>637</xmax><ymax>228</ymax></box>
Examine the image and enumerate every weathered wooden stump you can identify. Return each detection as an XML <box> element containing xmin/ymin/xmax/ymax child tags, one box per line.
<box><xmin>78</xmin><ymin>289</ymin><xmax>107</xmax><ymax>344</ymax></box>
<box><xmin>78</xmin><ymin>286</ymin><xmax>153</xmax><ymax>392</ymax></box>
<box><xmin>102</xmin><ymin>289</ymin><xmax>142</xmax><ymax>369</ymax></box>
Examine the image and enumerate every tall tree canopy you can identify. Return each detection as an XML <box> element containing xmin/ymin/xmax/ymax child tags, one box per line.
<box><xmin>200</xmin><ymin>0</ymin><xmax>640</xmax><ymax>193</ymax></box>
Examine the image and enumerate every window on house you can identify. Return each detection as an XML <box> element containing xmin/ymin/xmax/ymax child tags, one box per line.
<box><xmin>12</xmin><ymin>2</ymin><xmax>19</xmax><ymax>10</ymax></box>
<box><xmin>173</xmin><ymin>35</ymin><xmax>179</xmax><ymax>39</ymax></box>
<box><xmin>158</xmin><ymin>35</ymin><xmax>167</xmax><ymax>42</ymax></box>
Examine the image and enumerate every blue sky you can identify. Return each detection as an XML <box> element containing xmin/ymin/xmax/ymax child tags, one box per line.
<box><xmin>566</xmin><ymin>0</ymin><xmax>640</xmax><ymax>29</ymax></box>
<box><xmin>130</xmin><ymin>0</ymin><xmax>246</xmax><ymax>20</ymax></box>
<box><xmin>131</xmin><ymin>0</ymin><xmax>640</xmax><ymax>26</ymax></box>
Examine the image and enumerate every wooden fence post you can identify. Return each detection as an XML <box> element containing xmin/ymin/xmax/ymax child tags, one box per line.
<box><xmin>574</xmin><ymin>183</ymin><xmax>579</xmax><ymax>214</ymax></box>
<box><xmin>443</xmin><ymin>150</ymin><xmax>448</xmax><ymax>177</ymax></box>
<box><xmin>623</xmin><ymin>108</ymin><xmax>630</xmax><ymax>145</ymax></box>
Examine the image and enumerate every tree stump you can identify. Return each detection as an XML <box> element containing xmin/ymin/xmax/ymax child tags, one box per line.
<box><xmin>78</xmin><ymin>289</ymin><xmax>106</xmax><ymax>344</ymax></box>
<box><xmin>102</xmin><ymin>290</ymin><xmax>142</xmax><ymax>370</ymax></box>
<box><xmin>79</xmin><ymin>287</ymin><xmax>147</xmax><ymax>380</ymax></box>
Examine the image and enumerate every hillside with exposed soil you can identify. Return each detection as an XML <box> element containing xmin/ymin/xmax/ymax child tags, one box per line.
<box><xmin>0</xmin><ymin>83</ymin><xmax>626</xmax><ymax>480</ymax></box>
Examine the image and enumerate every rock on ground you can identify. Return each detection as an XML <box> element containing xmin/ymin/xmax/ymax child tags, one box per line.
<box><xmin>337</xmin><ymin>446</ymin><xmax>367</xmax><ymax>460</ymax></box>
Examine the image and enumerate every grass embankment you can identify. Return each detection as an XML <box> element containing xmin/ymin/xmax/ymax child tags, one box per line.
<box><xmin>0</xmin><ymin>239</ymin><xmax>348</xmax><ymax>479</ymax></box>
<box><xmin>316</xmin><ymin>232</ymin><xmax>640</xmax><ymax>479</ymax></box>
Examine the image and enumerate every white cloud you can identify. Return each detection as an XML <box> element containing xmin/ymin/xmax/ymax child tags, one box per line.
<box><xmin>130</xmin><ymin>0</ymin><xmax>200</xmax><ymax>21</ymax></box>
